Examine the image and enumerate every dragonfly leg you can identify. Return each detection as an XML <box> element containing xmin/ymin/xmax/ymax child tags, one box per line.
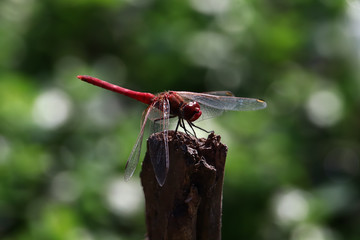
<box><xmin>174</xmin><ymin>118</ymin><xmax>190</xmax><ymax>139</ymax></box>
<box><xmin>188</xmin><ymin>121</ymin><xmax>213</xmax><ymax>134</ymax></box>
<box><xmin>187</xmin><ymin>121</ymin><xmax>197</xmax><ymax>138</ymax></box>
<box><xmin>176</xmin><ymin>117</ymin><xmax>210</xmax><ymax>138</ymax></box>
<box><xmin>174</xmin><ymin>118</ymin><xmax>181</xmax><ymax>133</ymax></box>
<box><xmin>178</xmin><ymin>118</ymin><xmax>194</xmax><ymax>136</ymax></box>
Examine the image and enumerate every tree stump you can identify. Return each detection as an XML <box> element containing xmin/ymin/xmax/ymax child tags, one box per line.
<box><xmin>140</xmin><ymin>130</ymin><xmax>228</xmax><ymax>240</ymax></box>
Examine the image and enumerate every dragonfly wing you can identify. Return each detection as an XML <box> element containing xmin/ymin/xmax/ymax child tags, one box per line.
<box><xmin>149</xmin><ymin>97</ymin><xmax>170</xmax><ymax>186</ymax></box>
<box><xmin>147</xmin><ymin>106</ymin><xmax>163</xmax><ymax>122</ymax></box>
<box><xmin>124</xmin><ymin>104</ymin><xmax>154</xmax><ymax>182</ymax></box>
<box><xmin>196</xmin><ymin>104</ymin><xmax>225</xmax><ymax>121</ymax></box>
<box><xmin>177</xmin><ymin>91</ymin><xmax>267</xmax><ymax>111</ymax></box>
<box><xmin>203</xmin><ymin>91</ymin><xmax>235</xmax><ymax>96</ymax></box>
<box><xmin>149</xmin><ymin>108</ymin><xmax>177</xmax><ymax>133</ymax></box>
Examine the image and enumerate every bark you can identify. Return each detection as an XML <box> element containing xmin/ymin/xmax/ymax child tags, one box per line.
<box><xmin>141</xmin><ymin>130</ymin><xmax>228</xmax><ymax>240</ymax></box>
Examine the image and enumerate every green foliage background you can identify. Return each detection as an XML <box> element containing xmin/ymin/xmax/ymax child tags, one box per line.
<box><xmin>1</xmin><ymin>0</ymin><xmax>359</xmax><ymax>239</ymax></box>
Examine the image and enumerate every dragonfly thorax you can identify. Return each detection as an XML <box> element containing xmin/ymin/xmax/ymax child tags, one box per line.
<box><xmin>180</xmin><ymin>101</ymin><xmax>202</xmax><ymax>122</ymax></box>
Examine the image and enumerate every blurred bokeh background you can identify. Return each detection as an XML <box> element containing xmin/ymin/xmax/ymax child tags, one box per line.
<box><xmin>1</xmin><ymin>0</ymin><xmax>360</xmax><ymax>239</ymax></box>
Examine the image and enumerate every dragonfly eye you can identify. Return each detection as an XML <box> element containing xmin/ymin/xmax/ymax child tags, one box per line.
<box><xmin>182</xmin><ymin>101</ymin><xmax>202</xmax><ymax>122</ymax></box>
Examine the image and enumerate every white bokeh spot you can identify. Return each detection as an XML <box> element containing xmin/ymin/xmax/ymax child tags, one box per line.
<box><xmin>32</xmin><ymin>89</ymin><xmax>73</xmax><ymax>129</ymax></box>
<box><xmin>105</xmin><ymin>177</ymin><xmax>143</xmax><ymax>216</ymax></box>
<box><xmin>306</xmin><ymin>90</ymin><xmax>343</xmax><ymax>127</ymax></box>
<box><xmin>189</xmin><ymin>0</ymin><xmax>230</xmax><ymax>15</ymax></box>
<box><xmin>273</xmin><ymin>189</ymin><xmax>309</xmax><ymax>226</ymax></box>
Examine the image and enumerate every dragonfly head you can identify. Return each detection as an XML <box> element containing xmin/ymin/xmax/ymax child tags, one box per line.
<box><xmin>182</xmin><ymin>101</ymin><xmax>202</xmax><ymax>122</ymax></box>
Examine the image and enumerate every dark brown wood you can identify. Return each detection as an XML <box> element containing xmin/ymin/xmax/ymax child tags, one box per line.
<box><xmin>141</xmin><ymin>130</ymin><xmax>228</xmax><ymax>240</ymax></box>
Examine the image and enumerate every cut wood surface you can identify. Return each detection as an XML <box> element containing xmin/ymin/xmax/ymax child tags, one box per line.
<box><xmin>141</xmin><ymin>130</ymin><xmax>228</xmax><ymax>240</ymax></box>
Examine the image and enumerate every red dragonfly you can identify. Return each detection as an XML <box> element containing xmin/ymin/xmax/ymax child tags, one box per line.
<box><xmin>77</xmin><ymin>75</ymin><xmax>267</xmax><ymax>186</ymax></box>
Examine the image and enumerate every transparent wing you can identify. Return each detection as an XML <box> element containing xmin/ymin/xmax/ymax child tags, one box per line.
<box><xmin>177</xmin><ymin>91</ymin><xmax>266</xmax><ymax>111</ymax></box>
<box><xmin>176</xmin><ymin>91</ymin><xmax>266</xmax><ymax>121</ymax></box>
<box><xmin>203</xmin><ymin>91</ymin><xmax>235</xmax><ymax>96</ymax></box>
<box><xmin>148</xmin><ymin>105</ymin><xmax>178</xmax><ymax>128</ymax></box>
<box><xmin>148</xmin><ymin>98</ymin><xmax>170</xmax><ymax>186</ymax></box>
<box><xmin>147</xmin><ymin>106</ymin><xmax>163</xmax><ymax>122</ymax></box>
<box><xmin>196</xmin><ymin>104</ymin><xmax>225</xmax><ymax>121</ymax></box>
<box><xmin>124</xmin><ymin>103</ymin><xmax>155</xmax><ymax>182</ymax></box>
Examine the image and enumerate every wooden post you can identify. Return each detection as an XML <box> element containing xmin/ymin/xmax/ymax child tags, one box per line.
<box><xmin>140</xmin><ymin>130</ymin><xmax>228</xmax><ymax>240</ymax></box>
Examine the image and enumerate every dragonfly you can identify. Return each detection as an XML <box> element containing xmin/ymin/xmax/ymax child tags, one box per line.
<box><xmin>77</xmin><ymin>75</ymin><xmax>267</xmax><ymax>186</ymax></box>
